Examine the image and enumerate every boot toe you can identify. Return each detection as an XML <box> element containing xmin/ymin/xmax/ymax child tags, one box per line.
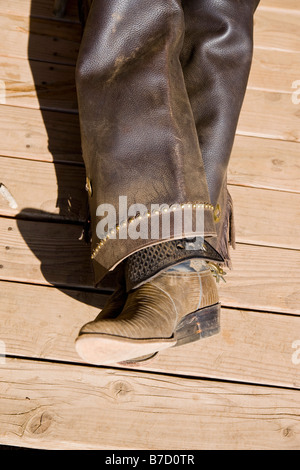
<box><xmin>75</xmin><ymin>332</ymin><xmax>175</xmax><ymax>365</ymax></box>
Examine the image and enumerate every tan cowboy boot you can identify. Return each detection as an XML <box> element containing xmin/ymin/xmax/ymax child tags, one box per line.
<box><xmin>79</xmin><ymin>267</ymin><xmax>160</xmax><ymax>365</ymax></box>
<box><xmin>75</xmin><ymin>239</ymin><xmax>223</xmax><ymax>365</ymax></box>
<box><xmin>75</xmin><ymin>261</ymin><xmax>220</xmax><ymax>365</ymax></box>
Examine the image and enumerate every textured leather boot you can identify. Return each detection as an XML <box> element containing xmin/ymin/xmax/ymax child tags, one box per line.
<box><xmin>75</xmin><ymin>261</ymin><xmax>220</xmax><ymax>365</ymax></box>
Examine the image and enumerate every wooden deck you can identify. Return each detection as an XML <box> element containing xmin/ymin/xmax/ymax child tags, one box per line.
<box><xmin>0</xmin><ymin>0</ymin><xmax>299</xmax><ymax>450</ymax></box>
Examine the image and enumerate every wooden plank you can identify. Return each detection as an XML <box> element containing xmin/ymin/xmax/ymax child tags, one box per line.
<box><xmin>0</xmin><ymin>0</ymin><xmax>298</xmax><ymax>452</ymax></box>
<box><xmin>237</xmin><ymin>89</ymin><xmax>300</xmax><ymax>143</ymax></box>
<box><xmin>1</xmin><ymin>50</ymin><xmax>298</xmax><ymax>112</ymax></box>
<box><xmin>248</xmin><ymin>48</ymin><xmax>300</xmax><ymax>93</ymax></box>
<box><xmin>0</xmin><ymin>280</ymin><xmax>299</xmax><ymax>389</ymax></box>
<box><xmin>219</xmin><ymin>243</ymin><xmax>300</xmax><ymax>314</ymax></box>
<box><xmin>254</xmin><ymin>8</ymin><xmax>300</xmax><ymax>52</ymax></box>
<box><xmin>229</xmin><ymin>185</ymin><xmax>300</xmax><ymax>250</ymax></box>
<box><xmin>4</xmin><ymin>0</ymin><xmax>79</xmax><ymax>22</ymax></box>
<box><xmin>1</xmin><ymin>96</ymin><xmax>298</xmax><ymax>172</ymax></box>
<box><xmin>0</xmin><ymin>105</ymin><xmax>82</xmax><ymax>163</ymax></box>
<box><xmin>0</xmin><ymin>14</ymin><xmax>81</xmax><ymax>65</ymax></box>
<box><xmin>1</xmin><ymin>156</ymin><xmax>299</xmax><ymax>249</ymax></box>
<box><xmin>0</xmin><ymin>217</ymin><xmax>94</xmax><ymax>288</ymax></box>
<box><xmin>0</xmin><ymin>156</ymin><xmax>87</xmax><ymax>221</ymax></box>
<box><xmin>0</xmin><ymin>357</ymin><xmax>299</xmax><ymax>450</ymax></box>
<box><xmin>0</xmin><ymin>56</ymin><xmax>77</xmax><ymax>112</ymax></box>
<box><xmin>0</xmin><ymin>7</ymin><xmax>298</xmax><ymax>68</ymax></box>
<box><xmin>262</xmin><ymin>0</ymin><xmax>300</xmax><ymax>11</ymax></box>
<box><xmin>1</xmin><ymin>84</ymin><xmax>300</xmax><ymax>163</ymax></box>
<box><xmin>3</xmin><ymin>0</ymin><xmax>300</xmax><ymax>23</ymax></box>
<box><xmin>146</xmin><ymin>307</ymin><xmax>300</xmax><ymax>389</ymax></box>
<box><xmin>0</xmin><ymin>217</ymin><xmax>299</xmax><ymax>314</ymax></box>
<box><xmin>229</xmin><ymin>135</ymin><xmax>300</xmax><ymax>193</ymax></box>
<box><xmin>0</xmin><ymin>281</ymin><xmax>108</xmax><ymax>362</ymax></box>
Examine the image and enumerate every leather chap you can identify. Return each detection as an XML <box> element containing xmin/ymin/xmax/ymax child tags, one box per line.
<box><xmin>76</xmin><ymin>0</ymin><xmax>260</xmax><ymax>285</ymax></box>
<box><xmin>180</xmin><ymin>0</ymin><xmax>260</xmax><ymax>264</ymax></box>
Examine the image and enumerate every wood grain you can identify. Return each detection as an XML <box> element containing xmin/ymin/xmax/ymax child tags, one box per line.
<box><xmin>238</xmin><ymin>89</ymin><xmax>300</xmax><ymax>143</ymax></box>
<box><xmin>0</xmin><ymin>49</ymin><xmax>298</xmax><ymax>113</ymax></box>
<box><xmin>0</xmin><ymin>56</ymin><xmax>78</xmax><ymax>112</ymax></box>
<box><xmin>0</xmin><ymin>216</ymin><xmax>94</xmax><ymax>288</ymax></box>
<box><xmin>0</xmin><ymin>217</ymin><xmax>299</xmax><ymax>314</ymax></box>
<box><xmin>0</xmin><ymin>105</ymin><xmax>82</xmax><ymax>163</ymax></box>
<box><xmin>0</xmin><ymin>358</ymin><xmax>299</xmax><ymax>450</ymax></box>
<box><xmin>229</xmin><ymin>185</ymin><xmax>300</xmax><ymax>250</ymax></box>
<box><xmin>5</xmin><ymin>0</ymin><xmax>80</xmax><ymax>22</ymax></box>
<box><xmin>248</xmin><ymin>48</ymin><xmax>300</xmax><ymax>93</ymax></box>
<box><xmin>1</xmin><ymin>0</ymin><xmax>299</xmax><ymax>21</ymax></box>
<box><xmin>0</xmin><ymin>6</ymin><xmax>299</xmax><ymax>68</ymax></box>
<box><xmin>0</xmin><ymin>156</ymin><xmax>87</xmax><ymax>221</ymax></box>
<box><xmin>0</xmin><ymin>0</ymin><xmax>299</xmax><ymax>451</ymax></box>
<box><xmin>219</xmin><ymin>243</ymin><xmax>300</xmax><ymax>315</ymax></box>
<box><xmin>0</xmin><ymin>280</ymin><xmax>299</xmax><ymax>389</ymax></box>
<box><xmin>1</xmin><ymin>108</ymin><xmax>299</xmax><ymax>193</ymax></box>
<box><xmin>254</xmin><ymin>8</ymin><xmax>300</xmax><ymax>52</ymax></box>
<box><xmin>0</xmin><ymin>14</ymin><xmax>81</xmax><ymax>65</ymax></box>
<box><xmin>1</xmin><ymin>87</ymin><xmax>299</xmax><ymax>167</ymax></box>
<box><xmin>229</xmin><ymin>135</ymin><xmax>300</xmax><ymax>193</ymax></box>
<box><xmin>5</xmin><ymin>0</ymin><xmax>300</xmax><ymax>22</ymax></box>
<box><xmin>1</xmin><ymin>156</ymin><xmax>299</xmax><ymax>249</ymax></box>
<box><xmin>262</xmin><ymin>0</ymin><xmax>300</xmax><ymax>10</ymax></box>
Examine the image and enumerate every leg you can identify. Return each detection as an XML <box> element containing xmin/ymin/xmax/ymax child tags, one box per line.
<box><xmin>75</xmin><ymin>0</ymin><xmax>260</xmax><ymax>365</ymax></box>
<box><xmin>181</xmin><ymin>0</ymin><xmax>260</xmax><ymax>263</ymax></box>
<box><xmin>75</xmin><ymin>0</ymin><xmax>216</xmax><ymax>286</ymax></box>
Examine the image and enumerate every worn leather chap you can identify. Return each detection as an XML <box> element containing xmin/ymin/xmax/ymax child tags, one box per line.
<box><xmin>180</xmin><ymin>0</ymin><xmax>260</xmax><ymax>264</ymax></box>
<box><xmin>76</xmin><ymin>0</ymin><xmax>260</xmax><ymax>286</ymax></box>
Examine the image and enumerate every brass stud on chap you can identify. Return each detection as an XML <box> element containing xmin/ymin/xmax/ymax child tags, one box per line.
<box><xmin>85</xmin><ymin>177</ymin><xmax>93</xmax><ymax>197</ymax></box>
<box><xmin>214</xmin><ymin>204</ymin><xmax>221</xmax><ymax>223</ymax></box>
<box><xmin>90</xmin><ymin>201</ymin><xmax>215</xmax><ymax>259</ymax></box>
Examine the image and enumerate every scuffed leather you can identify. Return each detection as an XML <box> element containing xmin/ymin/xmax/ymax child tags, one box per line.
<box><xmin>124</xmin><ymin>238</ymin><xmax>224</xmax><ymax>291</ymax></box>
<box><xmin>179</xmin><ymin>0</ymin><xmax>260</xmax><ymax>261</ymax></box>
<box><xmin>76</xmin><ymin>0</ymin><xmax>260</xmax><ymax>284</ymax></box>
<box><xmin>180</xmin><ymin>0</ymin><xmax>260</xmax><ymax>207</ymax></box>
<box><xmin>78</xmin><ymin>267</ymin><xmax>219</xmax><ymax>340</ymax></box>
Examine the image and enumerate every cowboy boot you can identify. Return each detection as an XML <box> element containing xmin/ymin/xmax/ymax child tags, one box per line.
<box><xmin>78</xmin><ymin>260</ymin><xmax>160</xmax><ymax>365</ymax></box>
<box><xmin>75</xmin><ymin>0</ymin><xmax>218</xmax><ymax>363</ymax></box>
<box><xmin>77</xmin><ymin>263</ymin><xmax>160</xmax><ymax>365</ymax></box>
<box><xmin>75</xmin><ymin>260</ymin><xmax>220</xmax><ymax>365</ymax></box>
<box><xmin>75</xmin><ymin>0</ymin><xmax>259</xmax><ymax>364</ymax></box>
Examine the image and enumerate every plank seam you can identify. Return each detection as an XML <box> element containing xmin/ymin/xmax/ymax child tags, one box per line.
<box><xmin>2</xmin><ymin>353</ymin><xmax>300</xmax><ymax>392</ymax></box>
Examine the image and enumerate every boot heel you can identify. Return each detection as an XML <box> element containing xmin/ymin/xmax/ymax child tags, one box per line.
<box><xmin>174</xmin><ymin>303</ymin><xmax>220</xmax><ymax>347</ymax></box>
